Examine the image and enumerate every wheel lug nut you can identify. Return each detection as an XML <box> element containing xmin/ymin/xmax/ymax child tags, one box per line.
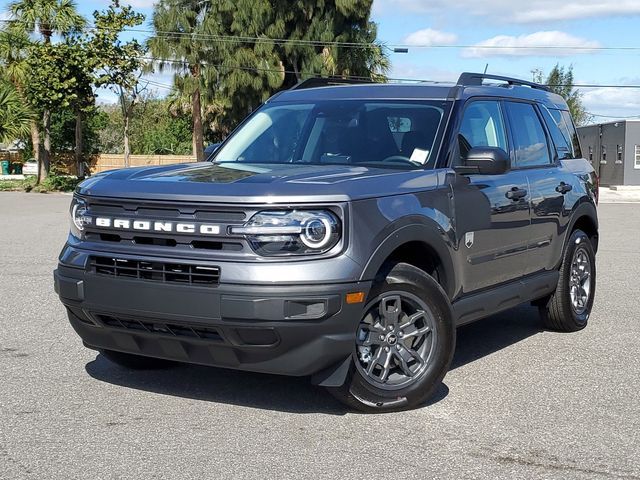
<box><xmin>396</xmin><ymin>345</ymin><xmax>401</xmax><ymax>350</ymax></box>
<box><xmin>379</xmin><ymin>335</ymin><xmax>385</xmax><ymax>341</ymax></box>
<box><xmin>398</xmin><ymin>331</ymin><xmax>403</xmax><ymax>337</ymax></box>
<box><xmin>385</xmin><ymin>346</ymin><xmax>390</xmax><ymax>352</ymax></box>
<box><xmin>387</xmin><ymin>325</ymin><xmax>393</xmax><ymax>331</ymax></box>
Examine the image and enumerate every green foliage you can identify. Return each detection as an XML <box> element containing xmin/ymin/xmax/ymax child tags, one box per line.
<box><xmin>50</xmin><ymin>105</ymin><xmax>108</xmax><ymax>154</ymax></box>
<box><xmin>25</xmin><ymin>40</ymin><xmax>95</xmax><ymax>113</ymax></box>
<box><xmin>0</xmin><ymin>81</ymin><xmax>35</xmax><ymax>143</ymax></box>
<box><xmin>97</xmin><ymin>95</ymin><xmax>193</xmax><ymax>155</ymax></box>
<box><xmin>0</xmin><ymin>176</ymin><xmax>36</xmax><ymax>191</ymax></box>
<box><xmin>9</xmin><ymin>0</ymin><xmax>85</xmax><ymax>42</ymax></box>
<box><xmin>0</xmin><ymin>25</ymin><xmax>35</xmax><ymax>145</ymax></box>
<box><xmin>544</xmin><ymin>64</ymin><xmax>591</xmax><ymax>127</ymax></box>
<box><xmin>0</xmin><ymin>25</ymin><xmax>31</xmax><ymax>87</ymax></box>
<box><xmin>273</xmin><ymin>0</ymin><xmax>388</xmax><ymax>86</ymax></box>
<box><xmin>90</xmin><ymin>1</ymin><xmax>146</xmax><ymax>93</ymax></box>
<box><xmin>0</xmin><ymin>173</ymin><xmax>77</xmax><ymax>192</ymax></box>
<box><xmin>149</xmin><ymin>0</ymin><xmax>386</xmax><ymax>140</ymax></box>
<box><xmin>33</xmin><ymin>169</ymin><xmax>80</xmax><ymax>191</ymax></box>
<box><xmin>89</xmin><ymin>0</ymin><xmax>147</xmax><ymax>164</ymax></box>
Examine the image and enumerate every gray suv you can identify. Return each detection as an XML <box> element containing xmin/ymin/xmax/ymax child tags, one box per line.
<box><xmin>54</xmin><ymin>73</ymin><xmax>598</xmax><ymax>412</ymax></box>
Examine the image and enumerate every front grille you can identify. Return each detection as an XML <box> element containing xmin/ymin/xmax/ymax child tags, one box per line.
<box><xmin>97</xmin><ymin>314</ymin><xmax>223</xmax><ymax>342</ymax></box>
<box><xmin>90</xmin><ymin>256</ymin><xmax>220</xmax><ymax>286</ymax></box>
<box><xmin>82</xmin><ymin>198</ymin><xmax>252</xmax><ymax>257</ymax></box>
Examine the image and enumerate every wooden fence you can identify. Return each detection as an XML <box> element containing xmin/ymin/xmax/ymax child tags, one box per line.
<box><xmin>0</xmin><ymin>152</ymin><xmax>195</xmax><ymax>175</ymax></box>
<box><xmin>89</xmin><ymin>154</ymin><xmax>195</xmax><ymax>174</ymax></box>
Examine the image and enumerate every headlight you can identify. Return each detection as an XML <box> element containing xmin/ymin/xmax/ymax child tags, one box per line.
<box><xmin>231</xmin><ymin>210</ymin><xmax>341</xmax><ymax>256</ymax></box>
<box><xmin>69</xmin><ymin>196</ymin><xmax>91</xmax><ymax>238</ymax></box>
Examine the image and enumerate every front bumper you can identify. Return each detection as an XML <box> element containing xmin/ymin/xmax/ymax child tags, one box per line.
<box><xmin>54</xmin><ymin>264</ymin><xmax>370</xmax><ymax>378</ymax></box>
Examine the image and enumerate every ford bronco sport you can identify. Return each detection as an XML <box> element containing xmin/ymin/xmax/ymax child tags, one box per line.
<box><xmin>54</xmin><ymin>73</ymin><xmax>598</xmax><ymax>412</ymax></box>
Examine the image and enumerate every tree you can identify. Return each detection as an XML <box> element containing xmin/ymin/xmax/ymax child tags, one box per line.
<box><xmin>9</xmin><ymin>0</ymin><xmax>85</xmax><ymax>181</ymax></box>
<box><xmin>149</xmin><ymin>0</ymin><xmax>222</xmax><ymax>162</ymax></box>
<box><xmin>0</xmin><ymin>81</ymin><xmax>35</xmax><ymax>143</ymax></box>
<box><xmin>148</xmin><ymin>0</ymin><xmax>387</xmax><ymax>143</ymax></box>
<box><xmin>539</xmin><ymin>64</ymin><xmax>591</xmax><ymax>126</ymax></box>
<box><xmin>94</xmin><ymin>95</ymin><xmax>192</xmax><ymax>155</ymax></box>
<box><xmin>25</xmin><ymin>39</ymin><xmax>95</xmax><ymax>176</ymax></box>
<box><xmin>90</xmin><ymin>0</ymin><xmax>146</xmax><ymax>168</ymax></box>
<box><xmin>273</xmin><ymin>0</ymin><xmax>389</xmax><ymax>88</ymax></box>
<box><xmin>50</xmin><ymin>105</ymin><xmax>108</xmax><ymax>155</ymax></box>
<box><xmin>0</xmin><ymin>25</ymin><xmax>40</xmax><ymax>169</ymax></box>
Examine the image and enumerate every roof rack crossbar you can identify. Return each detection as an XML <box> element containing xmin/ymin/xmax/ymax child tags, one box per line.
<box><xmin>290</xmin><ymin>77</ymin><xmax>374</xmax><ymax>90</ymax></box>
<box><xmin>457</xmin><ymin>72</ymin><xmax>550</xmax><ymax>92</ymax></box>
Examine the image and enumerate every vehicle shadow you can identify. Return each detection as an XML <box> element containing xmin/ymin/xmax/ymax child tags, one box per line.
<box><xmin>451</xmin><ymin>304</ymin><xmax>543</xmax><ymax>370</ymax></box>
<box><xmin>84</xmin><ymin>304</ymin><xmax>543</xmax><ymax>414</ymax></box>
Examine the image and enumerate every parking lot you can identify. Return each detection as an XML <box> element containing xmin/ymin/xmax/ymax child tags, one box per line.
<box><xmin>0</xmin><ymin>192</ymin><xmax>639</xmax><ymax>479</ymax></box>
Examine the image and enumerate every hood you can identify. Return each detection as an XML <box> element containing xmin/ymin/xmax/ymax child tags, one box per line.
<box><xmin>78</xmin><ymin>162</ymin><xmax>443</xmax><ymax>203</ymax></box>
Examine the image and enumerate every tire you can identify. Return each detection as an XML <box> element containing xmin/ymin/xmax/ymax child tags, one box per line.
<box><xmin>327</xmin><ymin>262</ymin><xmax>455</xmax><ymax>413</ymax></box>
<box><xmin>539</xmin><ymin>229</ymin><xmax>596</xmax><ymax>332</ymax></box>
<box><xmin>100</xmin><ymin>349</ymin><xmax>176</xmax><ymax>370</ymax></box>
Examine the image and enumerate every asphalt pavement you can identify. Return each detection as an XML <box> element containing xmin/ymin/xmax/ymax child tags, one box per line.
<box><xmin>0</xmin><ymin>192</ymin><xmax>639</xmax><ymax>479</ymax></box>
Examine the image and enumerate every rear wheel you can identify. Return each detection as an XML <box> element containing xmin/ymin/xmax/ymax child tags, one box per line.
<box><xmin>328</xmin><ymin>262</ymin><xmax>455</xmax><ymax>412</ymax></box>
<box><xmin>539</xmin><ymin>229</ymin><xmax>596</xmax><ymax>332</ymax></box>
<box><xmin>100</xmin><ymin>349</ymin><xmax>176</xmax><ymax>370</ymax></box>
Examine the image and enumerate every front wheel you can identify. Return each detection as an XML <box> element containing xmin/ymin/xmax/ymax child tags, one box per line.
<box><xmin>538</xmin><ymin>229</ymin><xmax>596</xmax><ymax>332</ymax></box>
<box><xmin>328</xmin><ymin>262</ymin><xmax>455</xmax><ymax>413</ymax></box>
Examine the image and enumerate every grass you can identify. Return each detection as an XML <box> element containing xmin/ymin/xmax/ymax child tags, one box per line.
<box><xmin>0</xmin><ymin>177</ymin><xmax>36</xmax><ymax>192</ymax></box>
<box><xmin>0</xmin><ymin>174</ymin><xmax>79</xmax><ymax>193</ymax></box>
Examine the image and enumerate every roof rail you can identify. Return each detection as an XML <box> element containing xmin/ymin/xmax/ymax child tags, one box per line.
<box><xmin>457</xmin><ymin>72</ymin><xmax>550</xmax><ymax>92</ymax></box>
<box><xmin>290</xmin><ymin>77</ymin><xmax>374</xmax><ymax>90</ymax></box>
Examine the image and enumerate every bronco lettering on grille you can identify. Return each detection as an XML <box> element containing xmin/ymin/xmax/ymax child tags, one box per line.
<box><xmin>95</xmin><ymin>217</ymin><xmax>221</xmax><ymax>235</ymax></box>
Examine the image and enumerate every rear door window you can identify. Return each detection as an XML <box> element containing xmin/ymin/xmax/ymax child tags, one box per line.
<box><xmin>506</xmin><ymin>102</ymin><xmax>553</xmax><ymax>168</ymax></box>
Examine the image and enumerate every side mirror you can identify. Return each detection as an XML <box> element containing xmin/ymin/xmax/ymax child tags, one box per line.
<box><xmin>455</xmin><ymin>147</ymin><xmax>510</xmax><ymax>175</ymax></box>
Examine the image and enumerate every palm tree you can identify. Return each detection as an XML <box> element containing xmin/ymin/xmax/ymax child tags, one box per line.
<box><xmin>149</xmin><ymin>0</ymin><xmax>218</xmax><ymax>162</ymax></box>
<box><xmin>8</xmin><ymin>0</ymin><xmax>85</xmax><ymax>181</ymax></box>
<box><xmin>0</xmin><ymin>81</ymin><xmax>35</xmax><ymax>144</ymax></box>
<box><xmin>9</xmin><ymin>0</ymin><xmax>84</xmax><ymax>44</ymax></box>
<box><xmin>0</xmin><ymin>26</ymin><xmax>41</xmax><ymax>174</ymax></box>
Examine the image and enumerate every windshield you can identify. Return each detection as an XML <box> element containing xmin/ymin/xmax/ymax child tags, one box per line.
<box><xmin>212</xmin><ymin>100</ymin><xmax>448</xmax><ymax>170</ymax></box>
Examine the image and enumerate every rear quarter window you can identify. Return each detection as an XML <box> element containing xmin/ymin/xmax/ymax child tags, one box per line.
<box><xmin>545</xmin><ymin>108</ymin><xmax>582</xmax><ymax>159</ymax></box>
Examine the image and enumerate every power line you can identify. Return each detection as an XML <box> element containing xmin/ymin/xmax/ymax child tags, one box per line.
<box><xmin>4</xmin><ymin>20</ymin><xmax>640</xmax><ymax>90</ymax></box>
<box><xmin>4</xmin><ymin>18</ymin><xmax>640</xmax><ymax>52</ymax></box>
<box><xmin>587</xmin><ymin>112</ymin><xmax>640</xmax><ymax>119</ymax></box>
<box><xmin>140</xmin><ymin>56</ymin><xmax>640</xmax><ymax>88</ymax></box>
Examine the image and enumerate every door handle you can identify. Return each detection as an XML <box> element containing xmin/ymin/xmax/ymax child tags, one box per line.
<box><xmin>556</xmin><ymin>182</ymin><xmax>573</xmax><ymax>194</ymax></box>
<box><xmin>505</xmin><ymin>187</ymin><xmax>527</xmax><ymax>201</ymax></box>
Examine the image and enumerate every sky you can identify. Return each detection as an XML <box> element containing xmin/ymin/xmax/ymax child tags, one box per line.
<box><xmin>2</xmin><ymin>0</ymin><xmax>640</xmax><ymax>122</ymax></box>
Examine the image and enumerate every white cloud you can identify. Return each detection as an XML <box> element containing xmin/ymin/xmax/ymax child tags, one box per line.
<box><xmin>403</xmin><ymin>28</ymin><xmax>458</xmax><ymax>47</ymax></box>
<box><xmin>462</xmin><ymin>31</ymin><xmax>601</xmax><ymax>58</ymax></box>
<box><xmin>389</xmin><ymin>64</ymin><xmax>460</xmax><ymax>83</ymax></box>
<box><xmin>374</xmin><ymin>0</ymin><xmax>640</xmax><ymax>23</ymax></box>
<box><xmin>582</xmin><ymin>85</ymin><xmax>640</xmax><ymax>120</ymax></box>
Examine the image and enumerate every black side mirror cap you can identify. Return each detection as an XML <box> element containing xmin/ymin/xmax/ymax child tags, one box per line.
<box><xmin>455</xmin><ymin>147</ymin><xmax>510</xmax><ymax>175</ymax></box>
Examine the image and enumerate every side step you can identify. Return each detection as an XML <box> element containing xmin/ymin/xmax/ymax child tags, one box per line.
<box><xmin>452</xmin><ymin>270</ymin><xmax>559</xmax><ymax>326</ymax></box>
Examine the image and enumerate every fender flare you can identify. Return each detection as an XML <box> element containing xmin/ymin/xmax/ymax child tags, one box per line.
<box><xmin>553</xmin><ymin>200</ymin><xmax>598</xmax><ymax>271</ymax></box>
<box><xmin>564</xmin><ymin>200</ymin><xmax>599</xmax><ymax>250</ymax></box>
<box><xmin>359</xmin><ymin>220</ymin><xmax>457</xmax><ymax>299</ymax></box>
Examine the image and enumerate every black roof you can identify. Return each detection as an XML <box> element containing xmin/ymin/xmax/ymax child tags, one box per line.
<box><xmin>271</xmin><ymin>73</ymin><xmax>569</xmax><ymax>110</ymax></box>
